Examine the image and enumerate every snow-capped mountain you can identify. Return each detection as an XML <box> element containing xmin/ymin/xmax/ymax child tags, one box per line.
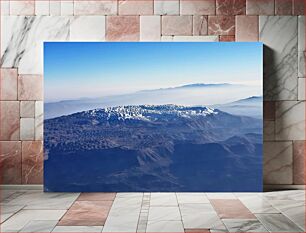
<box><xmin>84</xmin><ymin>105</ymin><xmax>218</xmax><ymax>122</ymax></box>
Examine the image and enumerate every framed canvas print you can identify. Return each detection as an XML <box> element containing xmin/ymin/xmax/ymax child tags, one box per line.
<box><xmin>44</xmin><ymin>42</ymin><xmax>263</xmax><ymax>192</ymax></box>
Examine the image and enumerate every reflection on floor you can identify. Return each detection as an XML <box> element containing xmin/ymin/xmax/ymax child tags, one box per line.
<box><xmin>0</xmin><ymin>188</ymin><xmax>304</xmax><ymax>232</ymax></box>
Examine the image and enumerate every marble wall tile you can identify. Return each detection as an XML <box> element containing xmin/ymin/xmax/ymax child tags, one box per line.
<box><xmin>263</xmin><ymin>141</ymin><xmax>293</xmax><ymax>184</ymax></box>
<box><xmin>264</xmin><ymin>120</ymin><xmax>275</xmax><ymax>141</ymax></box>
<box><xmin>61</xmin><ymin>1</ymin><xmax>74</xmax><ymax>15</ymax></box>
<box><xmin>275</xmin><ymin>0</ymin><xmax>293</xmax><ymax>15</ymax></box>
<box><xmin>298</xmin><ymin>78</ymin><xmax>305</xmax><ymax>100</ymax></box>
<box><xmin>1</xmin><ymin>16</ymin><xmax>70</xmax><ymax>74</ymax></box>
<box><xmin>208</xmin><ymin>16</ymin><xmax>235</xmax><ymax>35</ymax></box>
<box><xmin>140</xmin><ymin>16</ymin><xmax>161</xmax><ymax>41</ymax></box>
<box><xmin>74</xmin><ymin>0</ymin><xmax>117</xmax><ymax>15</ymax></box>
<box><xmin>34</xmin><ymin>101</ymin><xmax>43</xmax><ymax>140</ymax></box>
<box><xmin>193</xmin><ymin>16</ymin><xmax>208</xmax><ymax>35</ymax></box>
<box><xmin>259</xmin><ymin>16</ymin><xmax>298</xmax><ymax>100</ymax></box>
<box><xmin>10</xmin><ymin>1</ymin><xmax>35</xmax><ymax>15</ymax></box>
<box><xmin>263</xmin><ymin>101</ymin><xmax>275</xmax><ymax>120</ymax></box>
<box><xmin>22</xmin><ymin>141</ymin><xmax>43</xmax><ymax>184</ymax></box>
<box><xmin>293</xmin><ymin>140</ymin><xmax>305</xmax><ymax>184</ymax></box>
<box><xmin>119</xmin><ymin>0</ymin><xmax>153</xmax><ymax>15</ymax></box>
<box><xmin>219</xmin><ymin>35</ymin><xmax>235</xmax><ymax>41</ymax></box>
<box><xmin>298</xmin><ymin>16</ymin><xmax>305</xmax><ymax>78</ymax></box>
<box><xmin>172</xmin><ymin>36</ymin><xmax>219</xmax><ymax>41</ymax></box>
<box><xmin>180</xmin><ymin>0</ymin><xmax>215</xmax><ymax>15</ymax></box>
<box><xmin>20</xmin><ymin>101</ymin><xmax>35</xmax><ymax>118</ymax></box>
<box><xmin>106</xmin><ymin>16</ymin><xmax>139</xmax><ymax>41</ymax></box>
<box><xmin>0</xmin><ymin>141</ymin><xmax>22</xmax><ymax>184</ymax></box>
<box><xmin>162</xmin><ymin>16</ymin><xmax>192</xmax><ymax>36</ymax></box>
<box><xmin>18</xmin><ymin>75</ymin><xmax>43</xmax><ymax>100</ymax></box>
<box><xmin>20</xmin><ymin>118</ymin><xmax>35</xmax><ymax>140</ymax></box>
<box><xmin>216</xmin><ymin>0</ymin><xmax>246</xmax><ymax>15</ymax></box>
<box><xmin>0</xmin><ymin>68</ymin><xmax>17</xmax><ymax>100</ymax></box>
<box><xmin>246</xmin><ymin>0</ymin><xmax>274</xmax><ymax>15</ymax></box>
<box><xmin>1</xmin><ymin>0</ymin><xmax>10</xmax><ymax>15</ymax></box>
<box><xmin>70</xmin><ymin>16</ymin><xmax>106</xmax><ymax>41</ymax></box>
<box><xmin>235</xmin><ymin>15</ymin><xmax>258</xmax><ymax>41</ymax></box>
<box><xmin>275</xmin><ymin>101</ymin><xmax>305</xmax><ymax>140</ymax></box>
<box><xmin>35</xmin><ymin>1</ymin><xmax>50</xmax><ymax>15</ymax></box>
<box><xmin>154</xmin><ymin>0</ymin><xmax>179</xmax><ymax>15</ymax></box>
<box><xmin>293</xmin><ymin>0</ymin><xmax>305</xmax><ymax>15</ymax></box>
<box><xmin>50</xmin><ymin>1</ymin><xmax>61</xmax><ymax>16</ymax></box>
<box><xmin>0</xmin><ymin>101</ymin><xmax>20</xmax><ymax>140</ymax></box>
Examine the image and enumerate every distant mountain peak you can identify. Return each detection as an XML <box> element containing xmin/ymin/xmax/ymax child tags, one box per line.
<box><xmin>179</xmin><ymin>83</ymin><xmax>231</xmax><ymax>88</ymax></box>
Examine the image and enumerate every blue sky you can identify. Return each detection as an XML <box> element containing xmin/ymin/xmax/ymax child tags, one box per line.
<box><xmin>44</xmin><ymin>42</ymin><xmax>263</xmax><ymax>102</ymax></box>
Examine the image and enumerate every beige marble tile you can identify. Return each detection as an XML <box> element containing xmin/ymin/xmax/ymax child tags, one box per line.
<box><xmin>236</xmin><ymin>16</ymin><xmax>258</xmax><ymax>41</ymax></box>
<box><xmin>119</xmin><ymin>0</ymin><xmax>153</xmax><ymax>15</ymax></box>
<box><xmin>140</xmin><ymin>16</ymin><xmax>161</xmax><ymax>41</ymax></box>
<box><xmin>298</xmin><ymin>16</ymin><xmax>305</xmax><ymax>78</ymax></box>
<box><xmin>18</xmin><ymin>75</ymin><xmax>43</xmax><ymax>100</ymax></box>
<box><xmin>70</xmin><ymin>16</ymin><xmax>106</xmax><ymax>41</ymax></box>
<box><xmin>10</xmin><ymin>0</ymin><xmax>34</xmax><ymax>15</ymax></box>
<box><xmin>1</xmin><ymin>204</ymin><xmax>25</xmax><ymax>223</ymax></box>
<box><xmin>34</xmin><ymin>101</ymin><xmax>43</xmax><ymax>140</ymax></box>
<box><xmin>22</xmin><ymin>141</ymin><xmax>43</xmax><ymax>184</ymax></box>
<box><xmin>0</xmin><ymin>101</ymin><xmax>20</xmax><ymax>140</ymax></box>
<box><xmin>74</xmin><ymin>0</ymin><xmax>117</xmax><ymax>15</ymax></box>
<box><xmin>53</xmin><ymin>226</ymin><xmax>103</xmax><ymax>232</ymax></box>
<box><xmin>293</xmin><ymin>140</ymin><xmax>305</xmax><ymax>184</ymax></box>
<box><xmin>1</xmin><ymin>0</ymin><xmax>10</xmax><ymax>15</ymax></box>
<box><xmin>263</xmin><ymin>120</ymin><xmax>275</xmax><ymax>141</ymax></box>
<box><xmin>223</xmin><ymin>219</ymin><xmax>268</xmax><ymax>232</ymax></box>
<box><xmin>20</xmin><ymin>220</ymin><xmax>58</xmax><ymax>232</ymax></box>
<box><xmin>106</xmin><ymin>16</ymin><xmax>140</xmax><ymax>41</ymax></box>
<box><xmin>263</xmin><ymin>141</ymin><xmax>293</xmax><ymax>184</ymax></box>
<box><xmin>0</xmin><ymin>141</ymin><xmax>22</xmax><ymax>184</ymax></box>
<box><xmin>35</xmin><ymin>1</ymin><xmax>50</xmax><ymax>15</ymax></box>
<box><xmin>162</xmin><ymin>16</ymin><xmax>192</xmax><ymax>36</ymax></box>
<box><xmin>20</xmin><ymin>118</ymin><xmax>35</xmax><ymax>140</ymax></box>
<box><xmin>0</xmin><ymin>68</ymin><xmax>18</xmax><ymax>100</ymax></box>
<box><xmin>150</xmin><ymin>193</ymin><xmax>178</xmax><ymax>206</ymax></box>
<box><xmin>50</xmin><ymin>1</ymin><xmax>61</xmax><ymax>15</ymax></box>
<box><xmin>246</xmin><ymin>0</ymin><xmax>274</xmax><ymax>15</ymax></box>
<box><xmin>180</xmin><ymin>0</ymin><xmax>215</xmax><ymax>15</ymax></box>
<box><xmin>61</xmin><ymin>1</ymin><xmax>74</xmax><ymax>15</ymax></box>
<box><xmin>20</xmin><ymin>101</ymin><xmax>35</xmax><ymax>118</ymax></box>
<box><xmin>298</xmin><ymin>78</ymin><xmax>305</xmax><ymax>100</ymax></box>
<box><xmin>275</xmin><ymin>101</ymin><xmax>305</xmax><ymax>140</ymax></box>
<box><xmin>154</xmin><ymin>0</ymin><xmax>179</xmax><ymax>15</ymax></box>
<box><xmin>148</xmin><ymin>206</ymin><xmax>181</xmax><ymax>221</ymax></box>
<box><xmin>193</xmin><ymin>16</ymin><xmax>208</xmax><ymax>35</ymax></box>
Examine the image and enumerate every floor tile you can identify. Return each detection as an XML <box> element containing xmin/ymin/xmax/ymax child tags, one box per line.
<box><xmin>115</xmin><ymin>192</ymin><xmax>143</xmax><ymax>198</ymax></box>
<box><xmin>1</xmin><ymin>204</ymin><xmax>25</xmax><ymax>223</ymax></box>
<box><xmin>179</xmin><ymin>203</ymin><xmax>216</xmax><ymax>214</ymax></box>
<box><xmin>103</xmin><ymin>204</ymin><xmax>141</xmax><ymax>232</ymax></box>
<box><xmin>77</xmin><ymin>192</ymin><xmax>116</xmax><ymax>201</ymax></box>
<box><xmin>268</xmin><ymin>200</ymin><xmax>305</xmax><ymax>230</ymax></box>
<box><xmin>19</xmin><ymin>220</ymin><xmax>58</xmax><ymax>232</ymax></box>
<box><xmin>150</xmin><ymin>193</ymin><xmax>178</xmax><ymax>206</ymax></box>
<box><xmin>58</xmin><ymin>201</ymin><xmax>113</xmax><ymax>226</ymax></box>
<box><xmin>206</xmin><ymin>193</ymin><xmax>237</xmax><ymax>199</ymax></box>
<box><xmin>0</xmin><ymin>209</ymin><xmax>66</xmax><ymax>232</ymax></box>
<box><xmin>256</xmin><ymin>213</ymin><xmax>303</xmax><ymax>232</ymax></box>
<box><xmin>52</xmin><ymin>226</ymin><xmax>103</xmax><ymax>232</ymax></box>
<box><xmin>184</xmin><ymin>229</ymin><xmax>210</xmax><ymax>233</ymax></box>
<box><xmin>146</xmin><ymin>220</ymin><xmax>184</xmax><ymax>232</ymax></box>
<box><xmin>148</xmin><ymin>206</ymin><xmax>181</xmax><ymax>221</ymax></box>
<box><xmin>262</xmin><ymin>190</ymin><xmax>305</xmax><ymax>201</ymax></box>
<box><xmin>238</xmin><ymin>196</ymin><xmax>279</xmax><ymax>214</ymax></box>
<box><xmin>210</xmin><ymin>199</ymin><xmax>256</xmax><ymax>219</ymax></box>
<box><xmin>222</xmin><ymin>219</ymin><xmax>268</xmax><ymax>232</ymax></box>
<box><xmin>176</xmin><ymin>193</ymin><xmax>210</xmax><ymax>204</ymax></box>
<box><xmin>6</xmin><ymin>191</ymin><xmax>80</xmax><ymax>210</ymax></box>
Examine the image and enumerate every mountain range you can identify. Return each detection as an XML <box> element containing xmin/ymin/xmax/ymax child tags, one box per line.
<box><xmin>44</xmin><ymin>104</ymin><xmax>262</xmax><ymax>192</ymax></box>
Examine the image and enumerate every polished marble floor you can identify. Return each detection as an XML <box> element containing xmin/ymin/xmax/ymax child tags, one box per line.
<box><xmin>0</xmin><ymin>188</ymin><xmax>305</xmax><ymax>232</ymax></box>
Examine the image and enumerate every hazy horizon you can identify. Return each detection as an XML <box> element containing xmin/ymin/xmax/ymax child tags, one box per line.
<box><xmin>44</xmin><ymin>42</ymin><xmax>263</xmax><ymax>103</ymax></box>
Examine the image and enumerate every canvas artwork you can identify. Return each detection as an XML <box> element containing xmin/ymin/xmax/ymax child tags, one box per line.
<box><xmin>44</xmin><ymin>42</ymin><xmax>263</xmax><ymax>192</ymax></box>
